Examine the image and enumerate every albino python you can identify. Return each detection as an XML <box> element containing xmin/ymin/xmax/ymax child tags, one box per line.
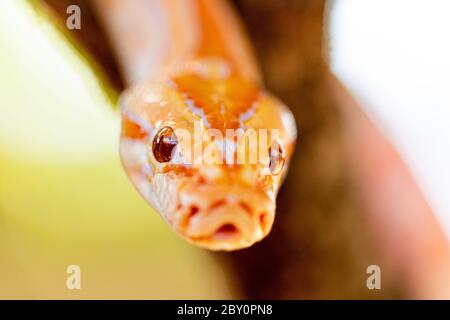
<box><xmin>92</xmin><ymin>0</ymin><xmax>297</xmax><ymax>250</ymax></box>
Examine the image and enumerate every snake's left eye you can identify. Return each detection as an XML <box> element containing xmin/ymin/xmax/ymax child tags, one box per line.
<box><xmin>268</xmin><ymin>140</ymin><xmax>285</xmax><ymax>175</ymax></box>
<box><xmin>152</xmin><ymin>126</ymin><xmax>178</xmax><ymax>163</ymax></box>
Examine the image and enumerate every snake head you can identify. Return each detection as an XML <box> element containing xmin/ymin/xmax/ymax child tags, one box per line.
<box><xmin>119</xmin><ymin>62</ymin><xmax>296</xmax><ymax>251</ymax></box>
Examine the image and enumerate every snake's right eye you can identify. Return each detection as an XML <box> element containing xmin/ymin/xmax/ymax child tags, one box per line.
<box><xmin>152</xmin><ymin>126</ymin><xmax>178</xmax><ymax>163</ymax></box>
<box><xmin>268</xmin><ymin>140</ymin><xmax>285</xmax><ymax>175</ymax></box>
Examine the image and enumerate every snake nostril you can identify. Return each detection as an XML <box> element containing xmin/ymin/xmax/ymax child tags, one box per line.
<box><xmin>188</xmin><ymin>205</ymin><xmax>200</xmax><ymax>218</ymax></box>
<box><xmin>179</xmin><ymin>205</ymin><xmax>200</xmax><ymax>231</ymax></box>
<box><xmin>213</xmin><ymin>223</ymin><xmax>239</xmax><ymax>240</ymax></box>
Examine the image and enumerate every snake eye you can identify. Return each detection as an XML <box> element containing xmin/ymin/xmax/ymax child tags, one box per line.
<box><xmin>268</xmin><ymin>140</ymin><xmax>285</xmax><ymax>175</ymax></box>
<box><xmin>152</xmin><ymin>126</ymin><xmax>178</xmax><ymax>163</ymax></box>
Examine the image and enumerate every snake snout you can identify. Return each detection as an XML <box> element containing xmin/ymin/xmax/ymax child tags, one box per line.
<box><xmin>174</xmin><ymin>184</ymin><xmax>274</xmax><ymax>250</ymax></box>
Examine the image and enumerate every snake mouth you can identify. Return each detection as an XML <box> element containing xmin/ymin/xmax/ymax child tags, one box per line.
<box><xmin>213</xmin><ymin>223</ymin><xmax>239</xmax><ymax>241</ymax></box>
<box><xmin>173</xmin><ymin>183</ymin><xmax>274</xmax><ymax>251</ymax></box>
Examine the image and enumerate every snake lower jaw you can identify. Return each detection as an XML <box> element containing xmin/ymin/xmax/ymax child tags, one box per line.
<box><xmin>182</xmin><ymin>206</ymin><xmax>273</xmax><ymax>251</ymax></box>
<box><xmin>180</xmin><ymin>216</ymin><xmax>274</xmax><ymax>251</ymax></box>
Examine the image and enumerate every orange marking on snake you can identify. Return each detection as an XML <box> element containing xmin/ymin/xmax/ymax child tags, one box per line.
<box><xmin>174</xmin><ymin>74</ymin><xmax>260</xmax><ymax>132</ymax></box>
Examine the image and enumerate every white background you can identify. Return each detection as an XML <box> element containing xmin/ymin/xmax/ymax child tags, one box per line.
<box><xmin>330</xmin><ymin>0</ymin><xmax>450</xmax><ymax>236</ymax></box>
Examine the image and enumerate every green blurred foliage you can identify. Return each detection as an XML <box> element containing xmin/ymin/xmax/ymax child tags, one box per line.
<box><xmin>0</xmin><ymin>0</ymin><xmax>230</xmax><ymax>299</ymax></box>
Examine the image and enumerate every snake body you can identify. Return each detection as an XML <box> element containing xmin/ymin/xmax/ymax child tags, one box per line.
<box><xmin>93</xmin><ymin>0</ymin><xmax>297</xmax><ymax>250</ymax></box>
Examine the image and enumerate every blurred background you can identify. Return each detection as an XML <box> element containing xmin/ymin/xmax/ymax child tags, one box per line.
<box><xmin>0</xmin><ymin>0</ymin><xmax>449</xmax><ymax>299</ymax></box>
<box><xmin>330</xmin><ymin>0</ymin><xmax>450</xmax><ymax>236</ymax></box>
<box><xmin>0</xmin><ymin>0</ymin><xmax>231</xmax><ymax>299</ymax></box>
